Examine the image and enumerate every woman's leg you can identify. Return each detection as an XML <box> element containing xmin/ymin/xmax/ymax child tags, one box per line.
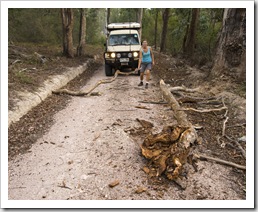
<box><xmin>146</xmin><ymin>69</ymin><xmax>150</xmax><ymax>83</ymax></box>
<box><xmin>140</xmin><ymin>72</ymin><xmax>144</xmax><ymax>81</ymax></box>
<box><xmin>138</xmin><ymin>63</ymin><xmax>146</xmax><ymax>86</ymax></box>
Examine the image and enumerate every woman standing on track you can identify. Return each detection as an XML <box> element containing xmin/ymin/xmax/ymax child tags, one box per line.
<box><xmin>136</xmin><ymin>40</ymin><xmax>155</xmax><ymax>89</ymax></box>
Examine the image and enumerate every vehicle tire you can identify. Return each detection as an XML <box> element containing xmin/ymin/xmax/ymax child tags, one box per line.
<box><xmin>105</xmin><ymin>64</ymin><xmax>113</xmax><ymax>76</ymax></box>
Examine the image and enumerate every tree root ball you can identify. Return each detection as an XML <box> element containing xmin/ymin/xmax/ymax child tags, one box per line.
<box><xmin>141</xmin><ymin>125</ymin><xmax>197</xmax><ymax>180</ymax></box>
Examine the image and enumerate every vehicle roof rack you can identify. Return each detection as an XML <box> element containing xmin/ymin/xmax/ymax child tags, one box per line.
<box><xmin>107</xmin><ymin>22</ymin><xmax>141</xmax><ymax>30</ymax></box>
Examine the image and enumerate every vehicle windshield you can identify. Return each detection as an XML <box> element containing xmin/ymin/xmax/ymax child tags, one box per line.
<box><xmin>108</xmin><ymin>34</ymin><xmax>140</xmax><ymax>46</ymax></box>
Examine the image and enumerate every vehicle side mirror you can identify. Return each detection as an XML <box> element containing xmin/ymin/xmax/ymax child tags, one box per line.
<box><xmin>104</xmin><ymin>43</ymin><xmax>106</xmax><ymax>47</ymax></box>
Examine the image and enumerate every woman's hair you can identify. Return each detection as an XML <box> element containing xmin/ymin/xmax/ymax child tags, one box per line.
<box><xmin>141</xmin><ymin>39</ymin><xmax>147</xmax><ymax>45</ymax></box>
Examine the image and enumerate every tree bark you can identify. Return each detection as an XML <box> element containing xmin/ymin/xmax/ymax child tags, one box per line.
<box><xmin>66</xmin><ymin>9</ymin><xmax>74</xmax><ymax>58</ymax></box>
<box><xmin>61</xmin><ymin>8</ymin><xmax>74</xmax><ymax>58</ymax></box>
<box><xmin>182</xmin><ymin>10</ymin><xmax>191</xmax><ymax>53</ymax></box>
<box><xmin>61</xmin><ymin>9</ymin><xmax>68</xmax><ymax>54</ymax></box>
<box><xmin>77</xmin><ymin>8</ymin><xmax>86</xmax><ymax>56</ymax></box>
<box><xmin>154</xmin><ymin>9</ymin><xmax>158</xmax><ymax>50</ymax></box>
<box><xmin>183</xmin><ymin>8</ymin><xmax>200</xmax><ymax>57</ymax></box>
<box><xmin>137</xmin><ymin>8</ymin><xmax>143</xmax><ymax>40</ymax></box>
<box><xmin>211</xmin><ymin>9</ymin><xmax>246</xmax><ymax>81</ymax></box>
<box><xmin>107</xmin><ymin>8</ymin><xmax>110</xmax><ymax>25</ymax></box>
<box><xmin>160</xmin><ymin>8</ymin><xmax>170</xmax><ymax>52</ymax></box>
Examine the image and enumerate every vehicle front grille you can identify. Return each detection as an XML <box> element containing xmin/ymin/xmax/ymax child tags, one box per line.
<box><xmin>121</xmin><ymin>52</ymin><xmax>128</xmax><ymax>58</ymax></box>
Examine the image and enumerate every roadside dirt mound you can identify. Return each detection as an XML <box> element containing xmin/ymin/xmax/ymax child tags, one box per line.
<box><xmin>8</xmin><ymin>43</ymin><xmax>103</xmax><ymax>110</ymax></box>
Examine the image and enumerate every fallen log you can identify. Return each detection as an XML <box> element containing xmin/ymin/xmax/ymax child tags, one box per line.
<box><xmin>53</xmin><ymin>70</ymin><xmax>136</xmax><ymax>96</ymax></box>
<box><xmin>140</xmin><ymin>80</ymin><xmax>198</xmax><ymax>181</ymax></box>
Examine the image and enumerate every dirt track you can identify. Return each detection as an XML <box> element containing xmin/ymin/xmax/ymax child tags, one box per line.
<box><xmin>8</xmin><ymin>66</ymin><xmax>246</xmax><ymax>200</ymax></box>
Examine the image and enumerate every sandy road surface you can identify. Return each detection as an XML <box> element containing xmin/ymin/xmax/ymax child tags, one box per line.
<box><xmin>8</xmin><ymin>66</ymin><xmax>244</xmax><ymax>200</ymax></box>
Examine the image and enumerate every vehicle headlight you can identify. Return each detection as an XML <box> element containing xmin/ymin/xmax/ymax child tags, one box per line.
<box><xmin>105</xmin><ymin>53</ymin><xmax>110</xmax><ymax>58</ymax></box>
<box><xmin>133</xmin><ymin>52</ymin><xmax>138</xmax><ymax>57</ymax></box>
<box><xmin>116</xmin><ymin>53</ymin><xmax>121</xmax><ymax>58</ymax></box>
<box><xmin>128</xmin><ymin>53</ymin><xmax>132</xmax><ymax>58</ymax></box>
<box><xmin>111</xmin><ymin>53</ymin><xmax>116</xmax><ymax>58</ymax></box>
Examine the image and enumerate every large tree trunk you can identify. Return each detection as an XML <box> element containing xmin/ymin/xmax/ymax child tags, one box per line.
<box><xmin>160</xmin><ymin>8</ymin><xmax>170</xmax><ymax>52</ymax></box>
<box><xmin>154</xmin><ymin>9</ymin><xmax>158</xmax><ymax>50</ymax></box>
<box><xmin>208</xmin><ymin>9</ymin><xmax>217</xmax><ymax>59</ymax></box>
<box><xmin>182</xmin><ymin>10</ymin><xmax>191</xmax><ymax>53</ymax></box>
<box><xmin>61</xmin><ymin>9</ymin><xmax>68</xmax><ymax>54</ymax></box>
<box><xmin>107</xmin><ymin>8</ymin><xmax>110</xmax><ymax>25</ymax></box>
<box><xmin>77</xmin><ymin>8</ymin><xmax>86</xmax><ymax>56</ymax></box>
<box><xmin>211</xmin><ymin>9</ymin><xmax>246</xmax><ymax>81</ymax></box>
<box><xmin>61</xmin><ymin>8</ymin><xmax>74</xmax><ymax>58</ymax></box>
<box><xmin>183</xmin><ymin>8</ymin><xmax>200</xmax><ymax>57</ymax></box>
<box><xmin>137</xmin><ymin>8</ymin><xmax>143</xmax><ymax>40</ymax></box>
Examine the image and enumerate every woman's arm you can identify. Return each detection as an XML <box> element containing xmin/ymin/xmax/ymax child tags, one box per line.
<box><xmin>150</xmin><ymin>47</ymin><xmax>155</xmax><ymax>65</ymax></box>
<box><xmin>137</xmin><ymin>50</ymin><xmax>142</xmax><ymax>69</ymax></box>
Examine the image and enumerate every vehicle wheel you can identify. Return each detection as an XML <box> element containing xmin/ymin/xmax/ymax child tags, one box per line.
<box><xmin>105</xmin><ymin>64</ymin><xmax>113</xmax><ymax>76</ymax></box>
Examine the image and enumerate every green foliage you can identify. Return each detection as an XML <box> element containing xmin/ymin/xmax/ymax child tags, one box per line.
<box><xmin>8</xmin><ymin>8</ymin><xmax>106</xmax><ymax>46</ymax></box>
<box><xmin>139</xmin><ymin>9</ymin><xmax>159</xmax><ymax>49</ymax></box>
<box><xmin>14</xmin><ymin>71</ymin><xmax>34</xmax><ymax>85</ymax></box>
<box><xmin>86</xmin><ymin>8</ymin><xmax>106</xmax><ymax>45</ymax></box>
<box><xmin>141</xmin><ymin>8</ymin><xmax>223</xmax><ymax>62</ymax></box>
<box><xmin>110</xmin><ymin>8</ymin><xmax>138</xmax><ymax>23</ymax></box>
<box><xmin>9</xmin><ymin>9</ymin><xmax>62</xmax><ymax>44</ymax></box>
<box><xmin>195</xmin><ymin>9</ymin><xmax>223</xmax><ymax>59</ymax></box>
<box><xmin>8</xmin><ymin>8</ymin><xmax>224</xmax><ymax>62</ymax></box>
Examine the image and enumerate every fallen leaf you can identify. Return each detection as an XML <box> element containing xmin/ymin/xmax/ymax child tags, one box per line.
<box><xmin>67</xmin><ymin>160</ymin><xmax>73</xmax><ymax>165</ymax></box>
<box><xmin>108</xmin><ymin>180</ymin><xmax>120</xmax><ymax>188</ymax></box>
<box><xmin>93</xmin><ymin>132</ymin><xmax>101</xmax><ymax>141</ymax></box>
<box><xmin>143</xmin><ymin>166</ymin><xmax>150</xmax><ymax>174</ymax></box>
<box><xmin>135</xmin><ymin>186</ymin><xmax>147</xmax><ymax>194</ymax></box>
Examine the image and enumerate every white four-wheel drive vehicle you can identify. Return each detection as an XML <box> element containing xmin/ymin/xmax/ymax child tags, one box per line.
<box><xmin>104</xmin><ymin>22</ymin><xmax>141</xmax><ymax>76</ymax></box>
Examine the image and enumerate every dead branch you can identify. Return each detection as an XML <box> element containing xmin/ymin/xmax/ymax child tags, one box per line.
<box><xmin>221</xmin><ymin>98</ymin><xmax>229</xmax><ymax>137</ymax></box>
<box><xmin>170</xmin><ymin>85</ymin><xmax>201</xmax><ymax>93</ymax></box>
<box><xmin>10</xmin><ymin>59</ymin><xmax>22</xmax><ymax>65</ymax></box>
<box><xmin>53</xmin><ymin>70</ymin><xmax>135</xmax><ymax>96</ymax></box>
<box><xmin>57</xmin><ymin>185</ymin><xmax>72</xmax><ymax>190</ymax></box>
<box><xmin>176</xmin><ymin>95</ymin><xmax>222</xmax><ymax>106</ymax></box>
<box><xmin>181</xmin><ymin>106</ymin><xmax>227</xmax><ymax>113</ymax></box>
<box><xmin>194</xmin><ymin>154</ymin><xmax>246</xmax><ymax>170</ymax></box>
<box><xmin>193</xmin><ymin>125</ymin><xmax>203</xmax><ymax>130</ymax></box>
<box><xmin>227</xmin><ymin>123</ymin><xmax>246</xmax><ymax>128</ymax></box>
<box><xmin>135</xmin><ymin>105</ymin><xmax>151</xmax><ymax>110</ymax></box>
<box><xmin>138</xmin><ymin>100</ymin><xmax>168</xmax><ymax>104</ymax></box>
<box><xmin>108</xmin><ymin>109</ymin><xmax>136</xmax><ymax>112</ymax></box>
<box><xmin>225</xmin><ymin>135</ymin><xmax>246</xmax><ymax>159</ymax></box>
<box><xmin>222</xmin><ymin>110</ymin><xmax>229</xmax><ymax>137</ymax></box>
